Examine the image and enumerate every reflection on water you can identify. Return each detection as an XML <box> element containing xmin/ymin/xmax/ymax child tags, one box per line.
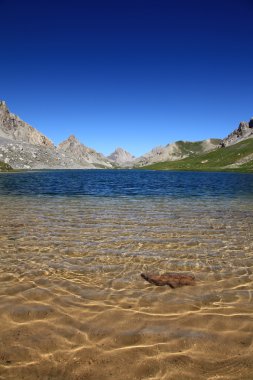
<box><xmin>0</xmin><ymin>170</ymin><xmax>253</xmax><ymax>379</ymax></box>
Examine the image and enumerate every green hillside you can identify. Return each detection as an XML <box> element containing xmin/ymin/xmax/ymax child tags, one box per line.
<box><xmin>140</xmin><ymin>138</ymin><xmax>253</xmax><ymax>172</ymax></box>
<box><xmin>0</xmin><ymin>161</ymin><xmax>13</xmax><ymax>172</ymax></box>
<box><xmin>171</xmin><ymin>139</ymin><xmax>221</xmax><ymax>156</ymax></box>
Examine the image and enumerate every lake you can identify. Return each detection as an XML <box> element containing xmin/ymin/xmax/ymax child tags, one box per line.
<box><xmin>0</xmin><ymin>170</ymin><xmax>253</xmax><ymax>379</ymax></box>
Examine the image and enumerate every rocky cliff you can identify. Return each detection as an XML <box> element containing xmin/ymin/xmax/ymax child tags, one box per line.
<box><xmin>107</xmin><ymin>147</ymin><xmax>135</xmax><ymax>165</ymax></box>
<box><xmin>57</xmin><ymin>135</ymin><xmax>113</xmax><ymax>168</ymax></box>
<box><xmin>221</xmin><ymin>118</ymin><xmax>253</xmax><ymax>147</ymax></box>
<box><xmin>0</xmin><ymin>101</ymin><xmax>54</xmax><ymax>147</ymax></box>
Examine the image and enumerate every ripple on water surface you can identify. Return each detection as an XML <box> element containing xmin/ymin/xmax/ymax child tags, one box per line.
<box><xmin>0</xmin><ymin>170</ymin><xmax>253</xmax><ymax>379</ymax></box>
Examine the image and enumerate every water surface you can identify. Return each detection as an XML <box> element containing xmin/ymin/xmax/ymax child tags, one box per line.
<box><xmin>0</xmin><ymin>170</ymin><xmax>253</xmax><ymax>379</ymax></box>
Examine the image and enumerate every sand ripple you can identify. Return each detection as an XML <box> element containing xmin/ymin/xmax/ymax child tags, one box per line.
<box><xmin>0</xmin><ymin>196</ymin><xmax>253</xmax><ymax>379</ymax></box>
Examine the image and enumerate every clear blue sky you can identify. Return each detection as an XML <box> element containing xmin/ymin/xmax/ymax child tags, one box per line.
<box><xmin>1</xmin><ymin>0</ymin><xmax>253</xmax><ymax>156</ymax></box>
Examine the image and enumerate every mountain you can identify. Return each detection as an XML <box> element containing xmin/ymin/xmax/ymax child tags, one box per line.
<box><xmin>0</xmin><ymin>101</ymin><xmax>53</xmax><ymax>147</ymax></box>
<box><xmin>0</xmin><ymin>101</ymin><xmax>111</xmax><ymax>169</ymax></box>
<box><xmin>0</xmin><ymin>135</ymin><xmax>96</xmax><ymax>170</ymax></box>
<box><xmin>141</xmin><ymin>138</ymin><xmax>253</xmax><ymax>172</ymax></box>
<box><xmin>0</xmin><ymin>100</ymin><xmax>133</xmax><ymax>170</ymax></box>
<box><xmin>1</xmin><ymin>100</ymin><xmax>252</xmax><ymax>172</ymax></box>
<box><xmin>134</xmin><ymin>139</ymin><xmax>221</xmax><ymax>167</ymax></box>
<box><xmin>107</xmin><ymin>147</ymin><xmax>135</xmax><ymax>165</ymax></box>
<box><xmin>139</xmin><ymin>118</ymin><xmax>253</xmax><ymax>172</ymax></box>
<box><xmin>221</xmin><ymin>118</ymin><xmax>253</xmax><ymax>147</ymax></box>
<box><xmin>57</xmin><ymin>135</ymin><xmax>113</xmax><ymax>168</ymax></box>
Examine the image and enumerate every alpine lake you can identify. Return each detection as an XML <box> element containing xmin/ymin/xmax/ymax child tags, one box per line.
<box><xmin>0</xmin><ymin>170</ymin><xmax>253</xmax><ymax>380</ymax></box>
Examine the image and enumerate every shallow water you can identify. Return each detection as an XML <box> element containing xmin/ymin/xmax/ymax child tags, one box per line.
<box><xmin>0</xmin><ymin>170</ymin><xmax>253</xmax><ymax>379</ymax></box>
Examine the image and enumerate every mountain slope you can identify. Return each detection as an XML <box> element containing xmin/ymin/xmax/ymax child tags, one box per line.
<box><xmin>0</xmin><ymin>102</ymin><xmax>95</xmax><ymax>169</ymax></box>
<box><xmin>0</xmin><ymin>160</ymin><xmax>13</xmax><ymax>172</ymax></box>
<box><xmin>134</xmin><ymin>139</ymin><xmax>221</xmax><ymax>167</ymax></box>
<box><xmin>58</xmin><ymin>135</ymin><xmax>113</xmax><ymax>168</ymax></box>
<box><xmin>0</xmin><ymin>101</ymin><xmax>111</xmax><ymax>169</ymax></box>
<box><xmin>221</xmin><ymin>118</ymin><xmax>253</xmax><ymax>147</ymax></box>
<box><xmin>141</xmin><ymin>138</ymin><xmax>253</xmax><ymax>172</ymax></box>
<box><xmin>0</xmin><ymin>101</ymin><xmax>54</xmax><ymax>147</ymax></box>
<box><xmin>0</xmin><ymin>136</ymin><xmax>95</xmax><ymax>170</ymax></box>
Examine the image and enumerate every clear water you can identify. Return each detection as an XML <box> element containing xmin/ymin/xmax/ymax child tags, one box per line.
<box><xmin>0</xmin><ymin>170</ymin><xmax>253</xmax><ymax>379</ymax></box>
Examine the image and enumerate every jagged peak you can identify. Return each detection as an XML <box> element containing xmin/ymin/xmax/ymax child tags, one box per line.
<box><xmin>114</xmin><ymin>147</ymin><xmax>123</xmax><ymax>151</ymax></box>
<box><xmin>113</xmin><ymin>147</ymin><xmax>129</xmax><ymax>154</ymax></box>
<box><xmin>109</xmin><ymin>147</ymin><xmax>133</xmax><ymax>155</ymax></box>
<box><xmin>221</xmin><ymin>117</ymin><xmax>253</xmax><ymax>147</ymax></box>
<box><xmin>0</xmin><ymin>100</ymin><xmax>8</xmax><ymax>109</ymax></box>
<box><xmin>67</xmin><ymin>134</ymin><xmax>79</xmax><ymax>142</ymax></box>
<box><xmin>108</xmin><ymin>147</ymin><xmax>135</xmax><ymax>163</ymax></box>
<box><xmin>59</xmin><ymin>134</ymin><xmax>81</xmax><ymax>146</ymax></box>
<box><xmin>68</xmin><ymin>134</ymin><xmax>76</xmax><ymax>139</ymax></box>
<box><xmin>0</xmin><ymin>100</ymin><xmax>54</xmax><ymax>147</ymax></box>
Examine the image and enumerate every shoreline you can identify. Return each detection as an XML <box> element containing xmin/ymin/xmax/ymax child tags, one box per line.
<box><xmin>1</xmin><ymin>167</ymin><xmax>253</xmax><ymax>174</ymax></box>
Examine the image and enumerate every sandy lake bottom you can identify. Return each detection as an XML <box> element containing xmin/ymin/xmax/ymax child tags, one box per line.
<box><xmin>0</xmin><ymin>171</ymin><xmax>253</xmax><ymax>379</ymax></box>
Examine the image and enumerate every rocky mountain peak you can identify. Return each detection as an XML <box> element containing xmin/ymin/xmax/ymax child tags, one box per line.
<box><xmin>67</xmin><ymin>134</ymin><xmax>79</xmax><ymax>142</ymax></box>
<box><xmin>59</xmin><ymin>134</ymin><xmax>83</xmax><ymax>147</ymax></box>
<box><xmin>0</xmin><ymin>100</ymin><xmax>7</xmax><ymax>109</ymax></box>
<box><xmin>57</xmin><ymin>136</ymin><xmax>113</xmax><ymax>168</ymax></box>
<box><xmin>221</xmin><ymin>118</ymin><xmax>253</xmax><ymax>147</ymax></box>
<box><xmin>58</xmin><ymin>135</ymin><xmax>82</xmax><ymax>149</ymax></box>
<box><xmin>108</xmin><ymin>147</ymin><xmax>135</xmax><ymax>164</ymax></box>
<box><xmin>0</xmin><ymin>100</ymin><xmax>54</xmax><ymax>147</ymax></box>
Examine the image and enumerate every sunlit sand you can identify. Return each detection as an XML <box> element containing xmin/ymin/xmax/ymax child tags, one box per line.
<box><xmin>0</xmin><ymin>194</ymin><xmax>253</xmax><ymax>379</ymax></box>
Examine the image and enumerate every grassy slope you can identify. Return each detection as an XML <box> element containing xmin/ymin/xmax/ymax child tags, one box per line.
<box><xmin>140</xmin><ymin>138</ymin><xmax>253</xmax><ymax>172</ymax></box>
<box><xmin>172</xmin><ymin>139</ymin><xmax>221</xmax><ymax>156</ymax></box>
<box><xmin>0</xmin><ymin>161</ymin><xmax>13</xmax><ymax>172</ymax></box>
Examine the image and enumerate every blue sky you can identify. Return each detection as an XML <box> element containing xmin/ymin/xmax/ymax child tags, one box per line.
<box><xmin>1</xmin><ymin>0</ymin><xmax>253</xmax><ymax>156</ymax></box>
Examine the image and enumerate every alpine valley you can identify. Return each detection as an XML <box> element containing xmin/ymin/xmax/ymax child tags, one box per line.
<box><xmin>0</xmin><ymin>100</ymin><xmax>253</xmax><ymax>172</ymax></box>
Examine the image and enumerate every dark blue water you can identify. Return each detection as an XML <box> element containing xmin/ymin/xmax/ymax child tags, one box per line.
<box><xmin>0</xmin><ymin>170</ymin><xmax>253</xmax><ymax>198</ymax></box>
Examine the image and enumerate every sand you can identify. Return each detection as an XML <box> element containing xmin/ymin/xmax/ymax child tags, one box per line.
<box><xmin>0</xmin><ymin>195</ymin><xmax>253</xmax><ymax>379</ymax></box>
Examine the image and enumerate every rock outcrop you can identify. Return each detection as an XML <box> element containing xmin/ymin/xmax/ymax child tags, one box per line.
<box><xmin>57</xmin><ymin>135</ymin><xmax>113</xmax><ymax>168</ymax></box>
<box><xmin>108</xmin><ymin>147</ymin><xmax>135</xmax><ymax>165</ymax></box>
<box><xmin>221</xmin><ymin>118</ymin><xmax>253</xmax><ymax>147</ymax></box>
<box><xmin>0</xmin><ymin>101</ymin><xmax>54</xmax><ymax>147</ymax></box>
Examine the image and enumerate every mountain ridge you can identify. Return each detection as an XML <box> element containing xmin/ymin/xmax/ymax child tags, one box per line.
<box><xmin>220</xmin><ymin>118</ymin><xmax>253</xmax><ymax>147</ymax></box>
<box><xmin>140</xmin><ymin>138</ymin><xmax>253</xmax><ymax>172</ymax></box>
<box><xmin>57</xmin><ymin>134</ymin><xmax>113</xmax><ymax>168</ymax></box>
<box><xmin>0</xmin><ymin>100</ymin><xmax>252</xmax><ymax>171</ymax></box>
<box><xmin>0</xmin><ymin>101</ymin><xmax>54</xmax><ymax>148</ymax></box>
<box><xmin>134</xmin><ymin>138</ymin><xmax>222</xmax><ymax>167</ymax></box>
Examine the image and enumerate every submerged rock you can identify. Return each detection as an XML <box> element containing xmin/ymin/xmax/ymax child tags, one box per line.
<box><xmin>141</xmin><ymin>272</ymin><xmax>195</xmax><ymax>288</ymax></box>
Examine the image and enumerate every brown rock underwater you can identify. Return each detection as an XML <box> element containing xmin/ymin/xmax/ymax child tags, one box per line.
<box><xmin>141</xmin><ymin>272</ymin><xmax>196</xmax><ymax>288</ymax></box>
